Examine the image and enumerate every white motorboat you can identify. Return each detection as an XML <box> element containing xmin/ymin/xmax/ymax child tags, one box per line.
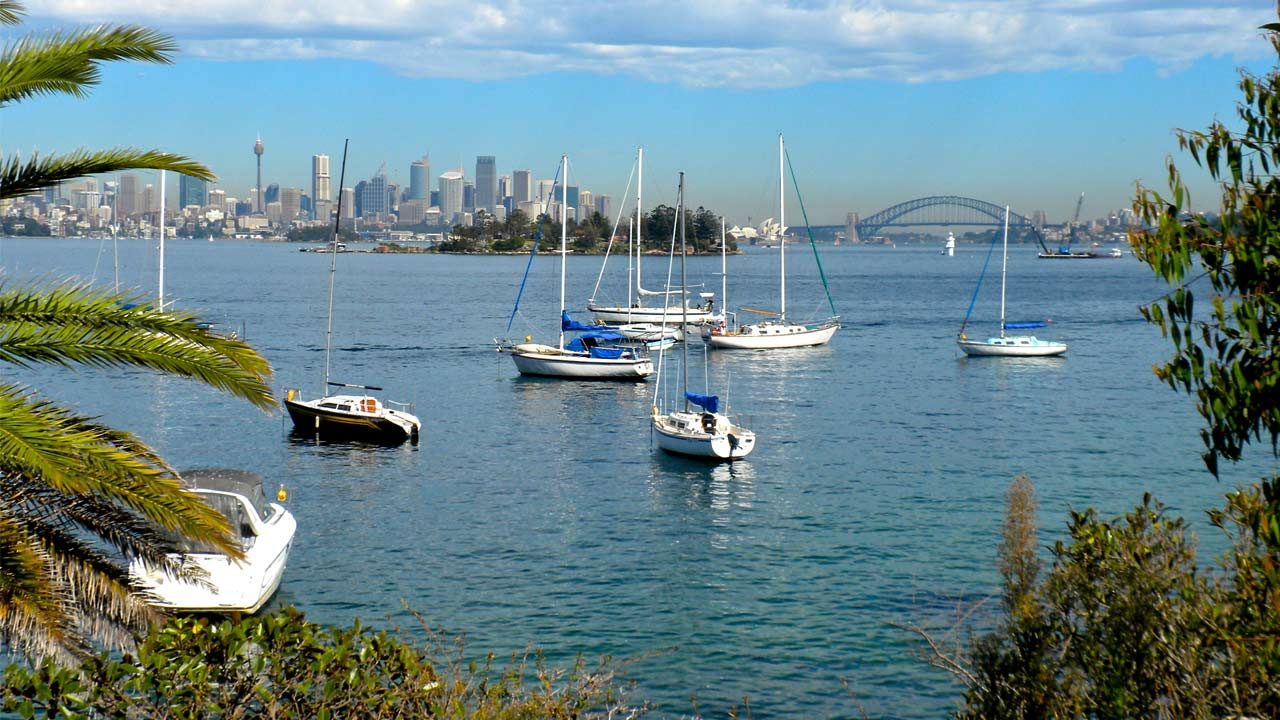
<box><xmin>652</xmin><ymin>174</ymin><xmax>755</xmax><ymax>461</ymax></box>
<box><xmin>499</xmin><ymin>154</ymin><xmax>653</xmax><ymax>380</ymax></box>
<box><xmin>130</xmin><ymin>469</ymin><xmax>296</xmax><ymax>614</ymax></box>
<box><xmin>958</xmin><ymin>206</ymin><xmax>1068</xmax><ymax>358</ymax></box>
<box><xmin>284</xmin><ymin>141</ymin><xmax>422</xmax><ymax>442</ymax></box>
<box><xmin>587</xmin><ymin>147</ymin><xmax>715</xmax><ymax>327</ymax></box>
<box><xmin>703</xmin><ymin>133</ymin><xmax>840</xmax><ymax>350</ymax></box>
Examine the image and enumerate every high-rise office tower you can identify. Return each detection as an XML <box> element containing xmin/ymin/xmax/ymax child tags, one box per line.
<box><xmin>253</xmin><ymin>135</ymin><xmax>264</xmax><ymax>213</ymax></box>
<box><xmin>207</xmin><ymin>188</ymin><xmax>226</xmax><ymax>212</ymax></box>
<box><xmin>312</xmin><ymin>154</ymin><xmax>331</xmax><ymax>221</ymax></box>
<box><xmin>179</xmin><ymin>174</ymin><xmax>206</xmax><ymax>209</ymax></box>
<box><xmin>118</xmin><ymin>173</ymin><xmax>139</xmax><ymax>218</ymax></box>
<box><xmin>498</xmin><ymin>175</ymin><xmax>511</xmax><ymax>202</ymax></box>
<box><xmin>463</xmin><ymin>182</ymin><xmax>475</xmax><ymax>212</ymax></box>
<box><xmin>536</xmin><ymin>179</ymin><xmax>554</xmax><ymax>203</ymax></box>
<box><xmin>512</xmin><ymin>170</ymin><xmax>532</xmax><ymax>204</ymax></box>
<box><xmin>340</xmin><ymin>187</ymin><xmax>354</xmax><ymax>221</ymax></box>
<box><xmin>438</xmin><ymin>171</ymin><xmax>464</xmax><ymax>222</ymax></box>
<box><xmin>280</xmin><ymin>187</ymin><xmax>302</xmax><ymax>224</ymax></box>
<box><xmin>361</xmin><ymin>172</ymin><xmax>387</xmax><ymax>218</ymax></box>
<box><xmin>265</xmin><ymin>184</ymin><xmax>280</xmax><ymax>205</ymax></box>
<box><xmin>409</xmin><ymin>156</ymin><xmax>430</xmax><ymax>201</ymax></box>
<box><xmin>595</xmin><ymin>194</ymin><xmax>612</xmax><ymax>221</ymax></box>
<box><xmin>475</xmin><ymin>155</ymin><xmax>496</xmax><ymax>211</ymax></box>
<box><xmin>386</xmin><ymin>181</ymin><xmax>400</xmax><ymax>213</ymax></box>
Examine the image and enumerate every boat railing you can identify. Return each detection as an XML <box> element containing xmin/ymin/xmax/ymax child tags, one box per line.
<box><xmin>385</xmin><ymin>399</ymin><xmax>415</xmax><ymax>415</ymax></box>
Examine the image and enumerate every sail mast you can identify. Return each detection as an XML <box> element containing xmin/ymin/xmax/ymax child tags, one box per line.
<box><xmin>999</xmin><ymin>205</ymin><xmax>1009</xmax><ymax>339</ymax></box>
<box><xmin>778</xmin><ymin>133</ymin><xmax>786</xmax><ymax>321</ymax></box>
<box><xmin>679</xmin><ymin>172</ymin><xmax>689</xmax><ymax>412</ymax></box>
<box><xmin>637</xmin><ymin>146</ymin><xmax>644</xmax><ymax>300</ymax></box>
<box><xmin>323</xmin><ymin>139</ymin><xmax>349</xmax><ymax>393</ymax></box>
<box><xmin>158</xmin><ymin>170</ymin><xmax>165</xmax><ymax>308</ymax></box>
<box><xmin>559</xmin><ymin>154</ymin><xmax>568</xmax><ymax>351</ymax></box>
<box><xmin>720</xmin><ymin>216</ymin><xmax>728</xmax><ymax>323</ymax></box>
<box><xmin>626</xmin><ymin>217</ymin><xmax>634</xmax><ymax>323</ymax></box>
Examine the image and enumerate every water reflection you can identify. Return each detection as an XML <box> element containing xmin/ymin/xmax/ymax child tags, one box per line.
<box><xmin>646</xmin><ymin>452</ymin><xmax>757</xmax><ymax>514</ymax></box>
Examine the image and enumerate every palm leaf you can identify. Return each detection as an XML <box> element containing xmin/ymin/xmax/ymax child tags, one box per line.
<box><xmin>0</xmin><ymin>282</ymin><xmax>271</xmax><ymax>409</ymax></box>
<box><xmin>0</xmin><ymin>1</ymin><xmax>22</xmax><ymax>26</ymax></box>
<box><xmin>0</xmin><ymin>386</ymin><xmax>242</xmax><ymax>559</ymax></box>
<box><xmin>0</xmin><ymin>25</ymin><xmax>176</xmax><ymax>106</ymax></box>
<box><xmin>0</xmin><ymin>515</ymin><xmax>74</xmax><ymax>659</ymax></box>
<box><xmin>0</xmin><ymin>148</ymin><xmax>213</xmax><ymax>201</ymax></box>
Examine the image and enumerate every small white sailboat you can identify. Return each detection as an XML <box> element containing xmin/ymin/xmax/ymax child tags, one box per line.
<box><xmin>284</xmin><ymin>140</ymin><xmax>422</xmax><ymax>442</ymax></box>
<box><xmin>130</xmin><ymin>469</ymin><xmax>296</xmax><ymax>614</ymax></box>
<box><xmin>958</xmin><ymin>206</ymin><xmax>1067</xmax><ymax>357</ymax></box>
<box><xmin>703</xmin><ymin>133</ymin><xmax>840</xmax><ymax>350</ymax></box>
<box><xmin>501</xmin><ymin>154</ymin><xmax>654</xmax><ymax>380</ymax></box>
<box><xmin>943</xmin><ymin>232</ymin><xmax>956</xmax><ymax>256</ymax></box>
<box><xmin>652</xmin><ymin>173</ymin><xmax>755</xmax><ymax>461</ymax></box>
<box><xmin>587</xmin><ymin>147</ymin><xmax>715</xmax><ymax>327</ymax></box>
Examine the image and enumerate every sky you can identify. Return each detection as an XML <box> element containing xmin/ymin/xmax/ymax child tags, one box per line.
<box><xmin>4</xmin><ymin>0</ymin><xmax>1276</xmax><ymax>225</ymax></box>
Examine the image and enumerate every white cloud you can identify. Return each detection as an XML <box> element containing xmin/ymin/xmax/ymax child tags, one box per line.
<box><xmin>24</xmin><ymin>0</ymin><xmax>1271</xmax><ymax>87</ymax></box>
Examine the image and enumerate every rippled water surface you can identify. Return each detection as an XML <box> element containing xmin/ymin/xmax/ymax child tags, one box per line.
<box><xmin>5</xmin><ymin>237</ymin><xmax>1272</xmax><ymax>718</ymax></box>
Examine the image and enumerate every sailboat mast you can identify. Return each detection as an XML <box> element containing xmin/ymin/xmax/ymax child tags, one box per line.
<box><xmin>778</xmin><ymin>133</ymin><xmax>786</xmax><ymax>321</ymax></box>
<box><xmin>323</xmin><ymin>139</ymin><xmax>350</xmax><ymax>393</ymax></box>
<box><xmin>158</xmin><ymin>169</ymin><xmax>165</xmax><ymax>308</ymax></box>
<box><xmin>636</xmin><ymin>146</ymin><xmax>643</xmax><ymax>300</ymax></box>
<box><xmin>626</xmin><ymin>217</ymin><xmax>634</xmax><ymax>323</ymax></box>
<box><xmin>559</xmin><ymin>154</ymin><xmax>568</xmax><ymax>351</ymax></box>
<box><xmin>679</xmin><ymin>172</ymin><xmax>689</xmax><ymax>412</ymax></box>
<box><xmin>999</xmin><ymin>205</ymin><xmax>1010</xmax><ymax>339</ymax></box>
<box><xmin>720</xmin><ymin>216</ymin><xmax>727</xmax><ymax>321</ymax></box>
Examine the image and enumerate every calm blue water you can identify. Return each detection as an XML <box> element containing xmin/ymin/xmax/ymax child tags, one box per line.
<box><xmin>3</xmin><ymin>237</ymin><xmax>1273</xmax><ymax>718</ymax></box>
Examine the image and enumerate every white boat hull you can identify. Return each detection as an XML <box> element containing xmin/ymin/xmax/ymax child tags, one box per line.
<box><xmin>589</xmin><ymin>304</ymin><xmax>712</xmax><ymax>325</ymax></box>
<box><xmin>957</xmin><ymin>335</ymin><xmax>1067</xmax><ymax>357</ymax></box>
<box><xmin>510</xmin><ymin>344</ymin><xmax>653</xmax><ymax>379</ymax></box>
<box><xmin>652</xmin><ymin>411</ymin><xmax>755</xmax><ymax>460</ymax></box>
<box><xmin>702</xmin><ymin>319</ymin><xmax>839</xmax><ymax>349</ymax></box>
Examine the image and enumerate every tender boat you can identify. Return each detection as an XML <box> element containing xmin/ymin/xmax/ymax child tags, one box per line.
<box><xmin>130</xmin><ymin>469</ymin><xmax>296</xmax><ymax>614</ymax></box>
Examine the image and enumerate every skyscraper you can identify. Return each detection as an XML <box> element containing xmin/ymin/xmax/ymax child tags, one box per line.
<box><xmin>265</xmin><ymin>184</ymin><xmax>280</xmax><ymax>205</ymax></box>
<box><xmin>475</xmin><ymin>155</ymin><xmax>496</xmax><ymax>211</ymax></box>
<box><xmin>409</xmin><ymin>156</ymin><xmax>430</xmax><ymax>201</ymax></box>
<box><xmin>512</xmin><ymin>170</ymin><xmax>532</xmax><ymax>204</ymax></box>
<box><xmin>595</xmin><ymin>194</ymin><xmax>612</xmax><ymax>221</ymax></box>
<box><xmin>438</xmin><ymin>171</ymin><xmax>464</xmax><ymax>222</ymax></box>
<box><xmin>340</xmin><ymin>187</ymin><xmax>354</xmax><ymax>222</ymax></box>
<box><xmin>361</xmin><ymin>172</ymin><xmax>387</xmax><ymax>218</ymax></box>
<box><xmin>312</xmin><ymin>154</ymin><xmax>331</xmax><ymax>221</ymax></box>
<box><xmin>280</xmin><ymin>187</ymin><xmax>302</xmax><ymax>224</ymax></box>
<box><xmin>118</xmin><ymin>173</ymin><xmax>139</xmax><ymax>218</ymax></box>
<box><xmin>253</xmin><ymin>135</ymin><xmax>264</xmax><ymax>214</ymax></box>
<box><xmin>178</xmin><ymin>174</ymin><xmax>206</xmax><ymax>209</ymax></box>
<box><xmin>498</xmin><ymin>175</ymin><xmax>511</xmax><ymax>202</ymax></box>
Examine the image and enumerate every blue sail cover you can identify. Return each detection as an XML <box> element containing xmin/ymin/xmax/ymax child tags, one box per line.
<box><xmin>685</xmin><ymin>391</ymin><xmax>719</xmax><ymax>413</ymax></box>
<box><xmin>566</xmin><ymin>331</ymin><xmax>628</xmax><ymax>353</ymax></box>
<box><xmin>589</xmin><ymin>346</ymin><xmax>626</xmax><ymax>359</ymax></box>
<box><xmin>561</xmin><ymin>310</ymin><xmax>598</xmax><ymax>332</ymax></box>
<box><xmin>1003</xmin><ymin>321</ymin><xmax>1047</xmax><ymax>330</ymax></box>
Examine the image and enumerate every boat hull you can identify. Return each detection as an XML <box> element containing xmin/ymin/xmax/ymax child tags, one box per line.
<box><xmin>284</xmin><ymin>397</ymin><xmax>420</xmax><ymax>443</ymax></box>
<box><xmin>589</xmin><ymin>304</ymin><xmax>712</xmax><ymax>325</ymax></box>
<box><xmin>958</xmin><ymin>336</ymin><xmax>1067</xmax><ymax>357</ymax></box>
<box><xmin>510</xmin><ymin>346</ymin><xmax>653</xmax><ymax>380</ymax></box>
<box><xmin>702</xmin><ymin>319</ymin><xmax>839</xmax><ymax>349</ymax></box>
<box><xmin>652</xmin><ymin>412</ymin><xmax>755</xmax><ymax>460</ymax></box>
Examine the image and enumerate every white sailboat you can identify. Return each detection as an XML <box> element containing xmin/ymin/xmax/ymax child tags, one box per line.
<box><xmin>130</xmin><ymin>469</ymin><xmax>296</xmax><ymax>614</ymax></box>
<box><xmin>702</xmin><ymin>133</ymin><xmax>840</xmax><ymax>350</ymax></box>
<box><xmin>652</xmin><ymin>173</ymin><xmax>756</xmax><ymax>461</ymax></box>
<box><xmin>587</xmin><ymin>147</ymin><xmax>715</xmax><ymax>327</ymax></box>
<box><xmin>502</xmin><ymin>154</ymin><xmax>654</xmax><ymax>380</ymax></box>
<box><xmin>284</xmin><ymin>140</ymin><xmax>422</xmax><ymax>442</ymax></box>
<box><xmin>957</xmin><ymin>206</ymin><xmax>1068</xmax><ymax>357</ymax></box>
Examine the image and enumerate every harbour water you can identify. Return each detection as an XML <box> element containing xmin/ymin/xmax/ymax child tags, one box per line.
<box><xmin>4</xmin><ymin>237</ymin><xmax>1272</xmax><ymax>718</ymax></box>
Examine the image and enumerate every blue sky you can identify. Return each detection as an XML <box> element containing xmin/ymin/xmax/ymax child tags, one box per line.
<box><xmin>5</xmin><ymin>1</ymin><xmax>1274</xmax><ymax>224</ymax></box>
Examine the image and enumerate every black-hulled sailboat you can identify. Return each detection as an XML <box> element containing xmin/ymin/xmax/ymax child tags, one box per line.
<box><xmin>284</xmin><ymin>140</ymin><xmax>421</xmax><ymax>443</ymax></box>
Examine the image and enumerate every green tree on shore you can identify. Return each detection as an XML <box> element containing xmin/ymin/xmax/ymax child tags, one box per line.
<box><xmin>0</xmin><ymin>0</ymin><xmax>274</xmax><ymax>659</ymax></box>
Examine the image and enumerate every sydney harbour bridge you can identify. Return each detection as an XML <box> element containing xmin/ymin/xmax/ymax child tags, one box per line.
<box><xmin>807</xmin><ymin>195</ymin><xmax>1052</xmax><ymax>252</ymax></box>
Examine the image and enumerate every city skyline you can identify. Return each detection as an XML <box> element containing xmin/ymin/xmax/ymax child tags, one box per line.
<box><xmin>5</xmin><ymin>2</ymin><xmax>1273</xmax><ymax>223</ymax></box>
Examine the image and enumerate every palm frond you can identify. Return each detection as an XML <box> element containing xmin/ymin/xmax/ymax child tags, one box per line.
<box><xmin>0</xmin><ymin>1</ymin><xmax>22</xmax><ymax>26</ymax></box>
<box><xmin>0</xmin><ymin>25</ymin><xmax>176</xmax><ymax>106</ymax></box>
<box><xmin>0</xmin><ymin>282</ymin><xmax>271</xmax><ymax>409</ymax></box>
<box><xmin>0</xmin><ymin>386</ymin><xmax>242</xmax><ymax>559</ymax></box>
<box><xmin>0</xmin><ymin>148</ymin><xmax>214</xmax><ymax>201</ymax></box>
<box><xmin>0</xmin><ymin>515</ymin><xmax>77</xmax><ymax>659</ymax></box>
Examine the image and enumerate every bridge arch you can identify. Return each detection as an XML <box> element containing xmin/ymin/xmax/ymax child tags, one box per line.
<box><xmin>854</xmin><ymin>195</ymin><xmax>1046</xmax><ymax>251</ymax></box>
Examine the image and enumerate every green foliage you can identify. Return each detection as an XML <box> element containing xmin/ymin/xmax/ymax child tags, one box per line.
<box><xmin>2</xmin><ymin>608</ymin><xmax>644</xmax><ymax>719</ymax></box>
<box><xmin>953</xmin><ymin>477</ymin><xmax>1280</xmax><ymax>719</ymax></box>
<box><xmin>285</xmin><ymin>224</ymin><xmax>358</xmax><ymax>244</ymax></box>
<box><xmin>1130</xmin><ymin>16</ymin><xmax>1280</xmax><ymax>476</ymax></box>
